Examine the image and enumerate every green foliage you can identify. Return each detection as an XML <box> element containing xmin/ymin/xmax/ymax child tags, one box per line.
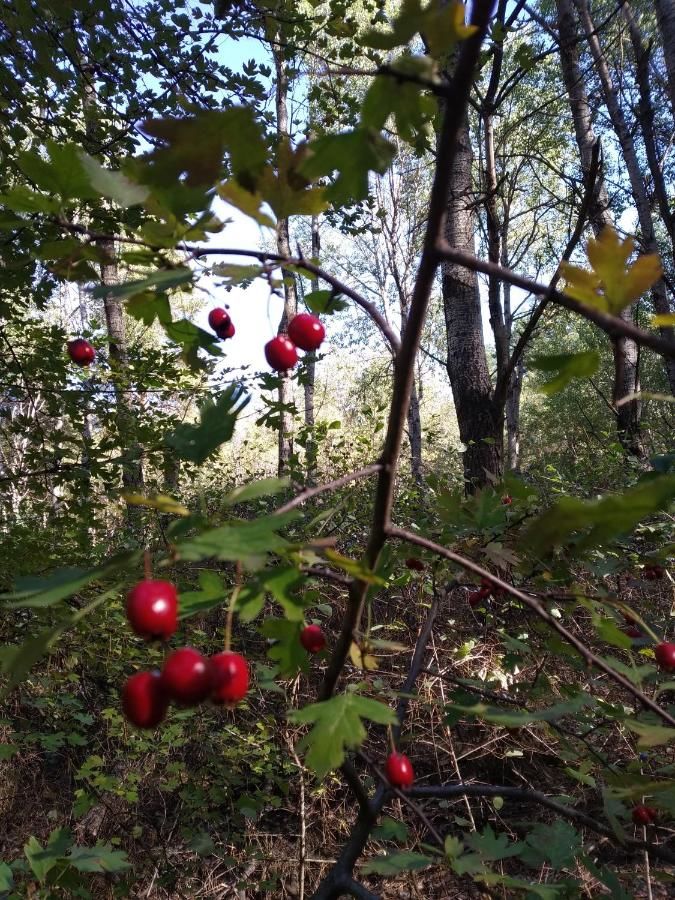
<box><xmin>165</xmin><ymin>385</ymin><xmax>250</xmax><ymax>464</ymax></box>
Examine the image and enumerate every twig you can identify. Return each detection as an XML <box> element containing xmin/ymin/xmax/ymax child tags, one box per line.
<box><xmin>275</xmin><ymin>464</ymin><xmax>382</xmax><ymax>515</ymax></box>
<box><xmin>386</xmin><ymin>525</ymin><xmax>675</xmax><ymax>729</ymax></box>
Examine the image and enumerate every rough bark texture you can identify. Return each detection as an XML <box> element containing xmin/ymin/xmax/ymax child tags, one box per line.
<box><xmin>556</xmin><ymin>0</ymin><xmax>644</xmax><ymax>457</ymax></box>
<box><xmin>441</xmin><ymin>112</ymin><xmax>502</xmax><ymax>489</ymax></box>
<box><xmin>574</xmin><ymin>0</ymin><xmax>675</xmax><ymax>396</ymax></box>
<box><xmin>274</xmin><ymin>47</ymin><xmax>298</xmax><ymax>477</ymax></box>
<box><xmin>407</xmin><ymin>376</ymin><xmax>423</xmax><ymax>480</ymax></box>
<box><xmin>655</xmin><ymin>0</ymin><xmax>675</xmax><ymax>117</ymax></box>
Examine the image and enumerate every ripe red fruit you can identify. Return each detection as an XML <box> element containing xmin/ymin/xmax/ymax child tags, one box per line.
<box><xmin>654</xmin><ymin>642</ymin><xmax>675</xmax><ymax>671</ymax></box>
<box><xmin>622</xmin><ymin>626</ymin><xmax>642</xmax><ymax>639</ymax></box>
<box><xmin>216</xmin><ymin>320</ymin><xmax>235</xmax><ymax>339</ymax></box>
<box><xmin>161</xmin><ymin>648</ymin><xmax>213</xmax><ymax>705</ymax></box>
<box><xmin>288</xmin><ymin>313</ymin><xmax>325</xmax><ymax>351</ymax></box>
<box><xmin>501</xmin><ymin>494</ymin><xmax>512</xmax><ymax>506</ymax></box>
<box><xmin>481</xmin><ymin>577</ymin><xmax>495</xmax><ymax>592</ymax></box>
<box><xmin>211</xmin><ymin>651</ymin><xmax>249</xmax><ymax>705</ymax></box>
<box><xmin>264</xmin><ymin>335</ymin><xmax>298</xmax><ymax>371</ymax></box>
<box><xmin>644</xmin><ymin>563</ymin><xmax>665</xmax><ymax>581</ymax></box>
<box><xmin>632</xmin><ymin>805</ymin><xmax>657</xmax><ymax>826</ymax></box>
<box><xmin>122</xmin><ymin>670</ymin><xmax>168</xmax><ymax>728</ymax></box>
<box><xmin>67</xmin><ymin>338</ymin><xmax>95</xmax><ymax>367</ymax></box>
<box><xmin>405</xmin><ymin>557</ymin><xmax>425</xmax><ymax>571</ymax></box>
<box><xmin>385</xmin><ymin>752</ymin><xmax>414</xmax><ymax>788</ymax></box>
<box><xmin>126</xmin><ymin>580</ymin><xmax>178</xmax><ymax>641</ymax></box>
<box><xmin>468</xmin><ymin>589</ymin><xmax>488</xmax><ymax>607</ymax></box>
<box><xmin>208</xmin><ymin>307</ymin><xmax>230</xmax><ymax>330</ymax></box>
<box><xmin>300</xmin><ymin>624</ymin><xmax>326</xmax><ymax>654</ymax></box>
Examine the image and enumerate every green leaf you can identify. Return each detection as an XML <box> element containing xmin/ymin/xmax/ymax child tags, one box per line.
<box><xmin>465</xmin><ymin>826</ymin><xmax>522</xmax><ymax>861</ymax></box>
<box><xmin>179</xmin><ymin>571</ymin><xmax>228</xmax><ymax>619</ymax></box>
<box><xmin>223</xmin><ymin>477</ymin><xmax>290</xmax><ymax>506</ymax></box>
<box><xmin>91</xmin><ymin>267</ymin><xmax>193</xmax><ymax>300</ymax></box>
<box><xmin>24</xmin><ymin>836</ymin><xmax>59</xmax><ymax>883</ymax></box>
<box><xmin>0</xmin><ymin>862</ymin><xmax>13</xmax><ymax>891</ymax></box>
<box><xmin>525</xmin><ymin>475</ymin><xmax>675</xmax><ymax>556</ymax></box>
<box><xmin>373</xmin><ymin>817</ymin><xmax>409</xmax><ymax>842</ymax></box>
<box><xmin>126</xmin><ymin>291</ymin><xmax>172</xmax><ymax>326</ymax></box>
<box><xmin>289</xmin><ymin>692</ymin><xmax>397</xmax><ymax>777</ymax></box>
<box><xmin>520</xmin><ymin>821</ymin><xmax>581</xmax><ymax>869</ymax></box>
<box><xmin>302</xmin><ymin>290</ymin><xmax>348</xmax><ymax>316</ymax></box>
<box><xmin>361</xmin><ymin>57</ymin><xmax>437</xmax><ymax>145</ymax></box>
<box><xmin>300</xmin><ymin>129</ymin><xmax>395</xmax><ymax>204</ymax></box>
<box><xmin>211</xmin><ymin>263</ymin><xmax>265</xmax><ymax>285</ymax></box>
<box><xmin>530</xmin><ymin>351</ymin><xmax>600</xmax><ymax>395</ymax></box>
<box><xmin>0</xmin><ymin>743</ymin><xmax>19</xmax><ymax>760</ymax></box>
<box><xmin>260</xmin><ymin>618</ymin><xmax>308</xmax><ymax>677</ymax></box>
<box><xmin>79</xmin><ymin>152</ymin><xmax>149</xmax><ymax>206</ymax></box>
<box><xmin>165</xmin><ymin>385</ymin><xmax>250</xmax><ymax>464</ymax></box>
<box><xmin>163</xmin><ymin>318</ymin><xmax>222</xmax><ymax>369</ymax></box>
<box><xmin>625</xmin><ymin>720</ymin><xmax>675</xmax><ymax>748</ymax></box>
<box><xmin>176</xmin><ymin>511</ymin><xmax>298</xmax><ymax>569</ymax></box>
<box><xmin>67</xmin><ymin>844</ymin><xmax>131</xmax><ymax>873</ymax></box>
<box><xmin>3</xmin><ymin>556</ymin><xmax>132</xmax><ymax>608</ymax></box>
<box><xmin>362</xmin><ymin>850</ymin><xmax>432</xmax><ymax>875</ymax></box>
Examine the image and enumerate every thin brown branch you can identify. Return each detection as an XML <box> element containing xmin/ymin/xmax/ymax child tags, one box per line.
<box><xmin>274</xmin><ymin>464</ymin><xmax>382</xmax><ymax>515</ymax></box>
<box><xmin>386</xmin><ymin>525</ymin><xmax>675</xmax><ymax>729</ymax></box>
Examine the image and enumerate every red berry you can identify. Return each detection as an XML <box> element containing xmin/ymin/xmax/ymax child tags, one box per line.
<box><xmin>126</xmin><ymin>580</ymin><xmax>178</xmax><ymax>641</ymax></box>
<box><xmin>501</xmin><ymin>495</ymin><xmax>512</xmax><ymax>506</ymax></box>
<box><xmin>623</xmin><ymin>626</ymin><xmax>642</xmax><ymax>639</ymax></box>
<box><xmin>385</xmin><ymin>752</ymin><xmax>414</xmax><ymax>788</ymax></box>
<box><xmin>644</xmin><ymin>564</ymin><xmax>665</xmax><ymax>581</ymax></box>
<box><xmin>216</xmin><ymin>320</ymin><xmax>235</xmax><ymax>339</ymax></box>
<box><xmin>468</xmin><ymin>590</ymin><xmax>486</xmax><ymax>607</ymax></box>
<box><xmin>161</xmin><ymin>648</ymin><xmax>213</xmax><ymax>705</ymax></box>
<box><xmin>654</xmin><ymin>642</ymin><xmax>675</xmax><ymax>671</ymax></box>
<box><xmin>211</xmin><ymin>651</ymin><xmax>249</xmax><ymax>705</ymax></box>
<box><xmin>300</xmin><ymin>624</ymin><xmax>326</xmax><ymax>654</ymax></box>
<box><xmin>632</xmin><ymin>805</ymin><xmax>657</xmax><ymax>826</ymax></box>
<box><xmin>481</xmin><ymin>577</ymin><xmax>494</xmax><ymax>592</ymax></box>
<box><xmin>122</xmin><ymin>670</ymin><xmax>168</xmax><ymax>728</ymax></box>
<box><xmin>405</xmin><ymin>557</ymin><xmax>425</xmax><ymax>571</ymax></box>
<box><xmin>288</xmin><ymin>313</ymin><xmax>325</xmax><ymax>351</ymax></box>
<box><xmin>264</xmin><ymin>335</ymin><xmax>298</xmax><ymax>371</ymax></box>
<box><xmin>208</xmin><ymin>307</ymin><xmax>230</xmax><ymax>330</ymax></box>
<box><xmin>67</xmin><ymin>338</ymin><xmax>95</xmax><ymax>367</ymax></box>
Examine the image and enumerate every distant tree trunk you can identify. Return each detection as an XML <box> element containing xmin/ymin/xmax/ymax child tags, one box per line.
<box><xmin>274</xmin><ymin>46</ymin><xmax>297</xmax><ymax>477</ymax></box>
<box><xmin>574</xmin><ymin>0</ymin><xmax>675</xmax><ymax>397</ymax></box>
<box><xmin>407</xmin><ymin>377</ymin><xmax>423</xmax><ymax>480</ymax></box>
<box><xmin>99</xmin><ymin>239</ymin><xmax>145</xmax><ymax>534</ymax></box>
<box><xmin>556</xmin><ymin>0</ymin><xmax>644</xmax><ymax>457</ymax></box>
<box><xmin>655</xmin><ymin>0</ymin><xmax>675</xmax><ymax>117</ymax></box>
<box><xmin>441</xmin><ymin>112</ymin><xmax>502</xmax><ymax>490</ymax></box>
<box><xmin>303</xmin><ymin>214</ymin><xmax>319</xmax><ymax>485</ymax></box>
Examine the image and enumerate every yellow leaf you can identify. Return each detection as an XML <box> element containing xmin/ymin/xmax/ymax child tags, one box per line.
<box><xmin>621</xmin><ymin>254</ymin><xmax>663</xmax><ymax>307</ymax></box>
<box><xmin>559</xmin><ymin>262</ymin><xmax>604</xmax><ymax>308</ymax></box>
<box><xmin>424</xmin><ymin>2</ymin><xmax>479</xmax><ymax>57</ymax></box>
<box><xmin>349</xmin><ymin>641</ymin><xmax>379</xmax><ymax>671</ymax></box>
<box><xmin>587</xmin><ymin>227</ymin><xmax>634</xmax><ymax>303</ymax></box>
<box><xmin>652</xmin><ymin>313</ymin><xmax>675</xmax><ymax>326</ymax></box>
<box><xmin>123</xmin><ymin>493</ymin><xmax>189</xmax><ymax>516</ymax></box>
<box><xmin>217</xmin><ymin>181</ymin><xmax>275</xmax><ymax>228</ymax></box>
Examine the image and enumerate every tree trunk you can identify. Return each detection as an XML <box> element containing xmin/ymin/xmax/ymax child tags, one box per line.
<box><xmin>274</xmin><ymin>47</ymin><xmax>297</xmax><ymax>477</ymax></box>
<box><xmin>407</xmin><ymin>376</ymin><xmax>423</xmax><ymax>480</ymax></box>
<box><xmin>441</xmin><ymin>112</ymin><xmax>502</xmax><ymax>490</ymax></box>
<box><xmin>655</xmin><ymin>0</ymin><xmax>675</xmax><ymax>118</ymax></box>
<box><xmin>574</xmin><ymin>0</ymin><xmax>675</xmax><ymax>396</ymax></box>
<box><xmin>505</xmin><ymin>356</ymin><xmax>524</xmax><ymax>472</ymax></box>
<box><xmin>556</xmin><ymin>0</ymin><xmax>644</xmax><ymax>456</ymax></box>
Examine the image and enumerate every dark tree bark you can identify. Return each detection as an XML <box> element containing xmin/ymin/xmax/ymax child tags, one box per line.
<box><xmin>655</xmin><ymin>0</ymin><xmax>675</xmax><ymax>117</ymax></box>
<box><xmin>441</xmin><ymin>112</ymin><xmax>502</xmax><ymax>489</ymax></box>
<box><xmin>556</xmin><ymin>0</ymin><xmax>644</xmax><ymax>457</ymax></box>
<box><xmin>303</xmin><ymin>213</ymin><xmax>319</xmax><ymax>485</ymax></box>
<box><xmin>574</xmin><ymin>0</ymin><xmax>675</xmax><ymax>397</ymax></box>
<box><xmin>274</xmin><ymin>46</ymin><xmax>298</xmax><ymax>477</ymax></box>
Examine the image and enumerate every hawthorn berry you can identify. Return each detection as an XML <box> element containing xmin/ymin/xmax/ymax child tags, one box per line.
<box><xmin>385</xmin><ymin>752</ymin><xmax>414</xmax><ymax>788</ymax></box>
<box><xmin>264</xmin><ymin>335</ymin><xmax>298</xmax><ymax>371</ymax></box>
<box><xmin>468</xmin><ymin>589</ymin><xmax>487</xmax><ymax>607</ymax></box>
<box><xmin>67</xmin><ymin>338</ymin><xmax>95</xmax><ymax>367</ymax></box>
<box><xmin>122</xmin><ymin>670</ymin><xmax>168</xmax><ymax>728</ymax></box>
<box><xmin>405</xmin><ymin>557</ymin><xmax>425</xmax><ymax>572</ymax></box>
<box><xmin>208</xmin><ymin>307</ymin><xmax>230</xmax><ymax>330</ymax></box>
<box><xmin>211</xmin><ymin>651</ymin><xmax>249</xmax><ymax>704</ymax></box>
<box><xmin>654</xmin><ymin>642</ymin><xmax>675</xmax><ymax>672</ymax></box>
<box><xmin>644</xmin><ymin>563</ymin><xmax>666</xmax><ymax>581</ymax></box>
<box><xmin>216</xmin><ymin>320</ymin><xmax>235</xmax><ymax>339</ymax></box>
<box><xmin>501</xmin><ymin>494</ymin><xmax>512</xmax><ymax>506</ymax></box>
<box><xmin>622</xmin><ymin>626</ymin><xmax>642</xmax><ymax>639</ymax></box>
<box><xmin>161</xmin><ymin>647</ymin><xmax>213</xmax><ymax>705</ymax></box>
<box><xmin>300</xmin><ymin>624</ymin><xmax>326</xmax><ymax>654</ymax></box>
<box><xmin>288</xmin><ymin>313</ymin><xmax>325</xmax><ymax>351</ymax></box>
<box><xmin>632</xmin><ymin>805</ymin><xmax>657</xmax><ymax>826</ymax></box>
<box><xmin>126</xmin><ymin>579</ymin><xmax>178</xmax><ymax>641</ymax></box>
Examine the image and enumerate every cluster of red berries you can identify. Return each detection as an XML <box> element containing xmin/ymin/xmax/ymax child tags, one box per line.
<box><xmin>122</xmin><ymin>579</ymin><xmax>249</xmax><ymax>729</ymax></box>
<box><xmin>208</xmin><ymin>307</ymin><xmax>235</xmax><ymax>340</ymax></box>
<box><xmin>264</xmin><ymin>313</ymin><xmax>325</xmax><ymax>371</ymax></box>
<box><xmin>468</xmin><ymin>576</ymin><xmax>506</xmax><ymax>607</ymax></box>
<box><xmin>67</xmin><ymin>338</ymin><xmax>96</xmax><ymax>367</ymax></box>
<box><xmin>632</xmin><ymin>804</ymin><xmax>658</xmax><ymax>826</ymax></box>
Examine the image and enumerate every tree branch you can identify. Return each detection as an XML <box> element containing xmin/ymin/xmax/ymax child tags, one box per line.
<box><xmin>385</xmin><ymin>525</ymin><xmax>675</xmax><ymax>729</ymax></box>
<box><xmin>274</xmin><ymin>464</ymin><xmax>382</xmax><ymax>515</ymax></box>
